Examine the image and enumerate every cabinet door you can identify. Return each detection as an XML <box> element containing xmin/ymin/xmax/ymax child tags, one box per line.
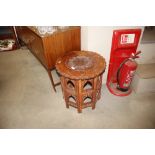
<box><xmin>62</xmin><ymin>27</ymin><xmax>81</xmax><ymax>53</ymax></box>
<box><xmin>29</xmin><ymin>33</ymin><xmax>46</xmax><ymax>67</ymax></box>
<box><xmin>43</xmin><ymin>27</ymin><xmax>81</xmax><ymax>69</ymax></box>
<box><xmin>16</xmin><ymin>26</ymin><xmax>46</xmax><ymax>68</ymax></box>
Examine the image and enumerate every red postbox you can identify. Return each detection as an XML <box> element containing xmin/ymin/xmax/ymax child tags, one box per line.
<box><xmin>106</xmin><ymin>29</ymin><xmax>142</xmax><ymax>96</ymax></box>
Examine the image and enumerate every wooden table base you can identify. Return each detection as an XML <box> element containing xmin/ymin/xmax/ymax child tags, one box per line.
<box><xmin>60</xmin><ymin>74</ymin><xmax>103</xmax><ymax>113</ymax></box>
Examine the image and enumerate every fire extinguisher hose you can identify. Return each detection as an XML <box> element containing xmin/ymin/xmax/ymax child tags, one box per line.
<box><xmin>116</xmin><ymin>58</ymin><xmax>130</xmax><ymax>91</ymax></box>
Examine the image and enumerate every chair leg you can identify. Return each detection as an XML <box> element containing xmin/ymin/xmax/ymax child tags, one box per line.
<box><xmin>12</xmin><ymin>26</ymin><xmax>20</xmax><ymax>49</ymax></box>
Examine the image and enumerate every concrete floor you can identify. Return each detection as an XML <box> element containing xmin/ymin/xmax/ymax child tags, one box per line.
<box><xmin>0</xmin><ymin>49</ymin><xmax>155</xmax><ymax>129</ymax></box>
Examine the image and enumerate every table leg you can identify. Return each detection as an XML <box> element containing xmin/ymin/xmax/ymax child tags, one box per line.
<box><xmin>92</xmin><ymin>77</ymin><xmax>98</xmax><ymax>109</ymax></box>
<box><xmin>76</xmin><ymin>80</ymin><xmax>82</xmax><ymax>113</ymax></box>
<box><xmin>66</xmin><ymin>102</ymin><xmax>69</xmax><ymax>109</ymax></box>
<box><xmin>47</xmin><ymin>70</ymin><xmax>56</xmax><ymax>92</ymax></box>
<box><xmin>97</xmin><ymin>74</ymin><xmax>103</xmax><ymax>100</ymax></box>
<box><xmin>61</xmin><ymin>77</ymin><xmax>69</xmax><ymax>108</ymax></box>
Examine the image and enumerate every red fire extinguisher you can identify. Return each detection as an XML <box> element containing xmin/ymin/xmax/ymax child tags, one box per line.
<box><xmin>117</xmin><ymin>51</ymin><xmax>141</xmax><ymax>92</ymax></box>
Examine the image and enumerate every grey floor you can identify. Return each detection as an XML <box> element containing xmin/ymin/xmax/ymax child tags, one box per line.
<box><xmin>0</xmin><ymin>49</ymin><xmax>155</xmax><ymax>129</ymax></box>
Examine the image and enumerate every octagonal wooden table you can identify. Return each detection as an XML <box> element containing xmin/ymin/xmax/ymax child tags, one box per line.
<box><xmin>56</xmin><ymin>51</ymin><xmax>106</xmax><ymax>113</ymax></box>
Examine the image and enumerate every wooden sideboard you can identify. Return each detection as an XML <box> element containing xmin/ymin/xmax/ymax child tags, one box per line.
<box><xmin>16</xmin><ymin>26</ymin><xmax>81</xmax><ymax>92</ymax></box>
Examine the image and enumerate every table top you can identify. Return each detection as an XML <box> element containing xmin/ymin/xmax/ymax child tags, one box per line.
<box><xmin>56</xmin><ymin>51</ymin><xmax>106</xmax><ymax>79</ymax></box>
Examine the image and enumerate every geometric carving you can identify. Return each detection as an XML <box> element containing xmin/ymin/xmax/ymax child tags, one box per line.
<box><xmin>68</xmin><ymin>96</ymin><xmax>76</xmax><ymax>103</ymax></box>
<box><xmin>83</xmin><ymin>96</ymin><xmax>92</xmax><ymax>103</ymax></box>
<box><xmin>83</xmin><ymin>81</ymin><xmax>92</xmax><ymax>90</ymax></box>
<box><xmin>67</xmin><ymin>80</ymin><xmax>75</xmax><ymax>89</ymax></box>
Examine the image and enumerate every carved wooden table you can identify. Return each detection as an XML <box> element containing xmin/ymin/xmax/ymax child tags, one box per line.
<box><xmin>56</xmin><ymin>51</ymin><xmax>106</xmax><ymax>113</ymax></box>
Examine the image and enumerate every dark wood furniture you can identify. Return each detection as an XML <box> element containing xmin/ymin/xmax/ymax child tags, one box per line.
<box><xmin>16</xmin><ymin>26</ymin><xmax>81</xmax><ymax>92</ymax></box>
<box><xmin>0</xmin><ymin>26</ymin><xmax>20</xmax><ymax>51</ymax></box>
<box><xmin>56</xmin><ymin>51</ymin><xmax>106</xmax><ymax>113</ymax></box>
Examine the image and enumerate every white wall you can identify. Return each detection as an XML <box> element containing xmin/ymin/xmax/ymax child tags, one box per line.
<box><xmin>81</xmin><ymin>26</ymin><xmax>144</xmax><ymax>84</ymax></box>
